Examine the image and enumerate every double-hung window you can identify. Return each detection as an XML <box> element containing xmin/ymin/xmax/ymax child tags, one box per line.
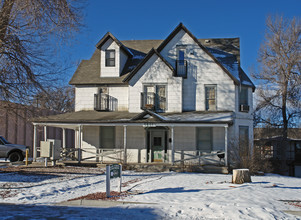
<box><xmin>239</xmin><ymin>126</ymin><xmax>249</xmax><ymax>156</ymax></box>
<box><xmin>239</xmin><ymin>87</ymin><xmax>248</xmax><ymax>104</ymax></box>
<box><xmin>239</xmin><ymin>86</ymin><xmax>249</xmax><ymax>112</ymax></box>
<box><xmin>196</xmin><ymin>128</ymin><xmax>212</xmax><ymax>153</ymax></box>
<box><xmin>105</xmin><ymin>50</ymin><xmax>115</xmax><ymax>67</ymax></box>
<box><xmin>205</xmin><ymin>85</ymin><xmax>217</xmax><ymax>111</ymax></box>
<box><xmin>142</xmin><ymin>85</ymin><xmax>166</xmax><ymax>112</ymax></box>
<box><xmin>176</xmin><ymin>45</ymin><xmax>187</xmax><ymax>77</ymax></box>
<box><xmin>100</xmin><ymin>126</ymin><xmax>115</xmax><ymax>149</ymax></box>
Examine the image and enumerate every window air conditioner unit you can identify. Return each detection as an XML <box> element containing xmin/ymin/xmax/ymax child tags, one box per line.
<box><xmin>240</xmin><ymin>104</ymin><xmax>249</xmax><ymax>112</ymax></box>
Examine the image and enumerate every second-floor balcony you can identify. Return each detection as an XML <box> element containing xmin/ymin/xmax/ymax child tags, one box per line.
<box><xmin>140</xmin><ymin>92</ymin><xmax>166</xmax><ymax>112</ymax></box>
<box><xmin>94</xmin><ymin>93</ymin><xmax>117</xmax><ymax>111</ymax></box>
<box><xmin>176</xmin><ymin>60</ymin><xmax>187</xmax><ymax>78</ymax></box>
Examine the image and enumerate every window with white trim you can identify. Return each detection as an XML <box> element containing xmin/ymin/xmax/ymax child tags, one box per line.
<box><xmin>205</xmin><ymin>85</ymin><xmax>217</xmax><ymax>111</ymax></box>
<box><xmin>239</xmin><ymin>126</ymin><xmax>249</xmax><ymax>155</ymax></box>
<box><xmin>196</xmin><ymin>127</ymin><xmax>212</xmax><ymax>153</ymax></box>
<box><xmin>105</xmin><ymin>50</ymin><xmax>115</xmax><ymax>67</ymax></box>
<box><xmin>239</xmin><ymin>86</ymin><xmax>248</xmax><ymax>105</ymax></box>
<box><xmin>100</xmin><ymin>126</ymin><xmax>115</xmax><ymax>149</ymax></box>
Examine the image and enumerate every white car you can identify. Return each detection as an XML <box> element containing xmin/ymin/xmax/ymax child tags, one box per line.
<box><xmin>0</xmin><ymin>136</ymin><xmax>28</xmax><ymax>162</ymax></box>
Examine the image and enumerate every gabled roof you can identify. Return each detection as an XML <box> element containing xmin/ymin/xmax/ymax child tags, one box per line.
<box><xmin>157</xmin><ymin>23</ymin><xmax>240</xmax><ymax>85</ymax></box>
<box><xmin>124</xmin><ymin>48</ymin><xmax>174</xmax><ymax>82</ymax></box>
<box><xmin>96</xmin><ymin>32</ymin><xmax>133</xmax><ymax>57</ymax></box>
<box><xmin>70</xmin><ymin>24</ymin><xmax>255</xmax><ymax>89</ymax></box>
<box><xmin>69</xmin><ymin>50</ymin><xmax>130</xmax><ymax>85</ymax></box>
<box><xmin>131</xmin><ymin>110</ymin><xmax>166</xmax><ymax>121</ymax></box>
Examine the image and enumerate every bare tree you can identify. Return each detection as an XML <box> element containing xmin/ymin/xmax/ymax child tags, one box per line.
<box><xmin>253</xmin><ymin>15</ymin><xmax>301</xmax><ymax>171</ymax></box>
<box><xmin>254</xmin><ymin>15</ymin><xmax>301</xmax><ymax>136</ymax></box>
<box><xmin>0</xmin><ymin>0</ymin><xmax>84</xmax><ymax>103</ymax></box>
<box><xmin>33</xmin><ymin>85</ymin><xmax>74</xmax><ymax>113</ymax></box>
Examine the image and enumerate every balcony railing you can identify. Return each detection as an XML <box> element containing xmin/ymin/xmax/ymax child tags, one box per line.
<box><xmin>94</xmin><ymin>93</ymin><xmax>117</xmax><ymax>111</ymax></box>
<box><xmin>176</xmin><ymin>60</ymin><xmax>187</xmax><ymax>78</ymax></box>
<box><xmin>141</xmin><ymin>92</ymin><xmax>166</xmax><ymax>112</ymax></box>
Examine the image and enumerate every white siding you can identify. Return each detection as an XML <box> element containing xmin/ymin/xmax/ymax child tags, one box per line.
<box><xmin>174</xmin><ymin>127</ymin><xmax>196</xmax><ymax>150</ymax></box>
<box><xmin>82</xmin><ymin>126</ymin><xmax>99</xmax><ymax>160</ymax></box>
<box><xmin>115</xmin><ymin>126</ymin><xmax>146</xmax><ymax>163</ymax></box>
<box><xmin>128</xmin><ymin>54</ymin><xmax>182</xmax><ymax>113</ymax></box>
<box><xmin>212</xmin><ymin>127</ymin><xmax>225</xmax><ymax>151</ymax></box>
<box><xmin>82</xmin><ymin>126</ymin><xmax>99</xmax><ymax>148</ymax></box>
<box><xmin>236</xmin><ymin>86</ymin><xmax>254</xmax><ymax>119</ymax></box>
<box><xmin>75</xmin><ymin>86</ymin><xmax>98</xmax><ymax>111</ymax></box>
<box><xmin>107</xmin><ymin>86</ymin><xmax>128</xmax><ymax>111</ymax></box>
<box><xmin>75</xmin><ymin>85</ymin><xmax>128</xmax><ymax>112</ymax></box>
<box><xmin>100</xmin><ymin>39</ymin><xmax>120</xmax><ymax>77</ymax></box>
<box><xmin>160</xmin><ymin>29</ymin><xmax>236</xmax><ymax>112</ymax></box>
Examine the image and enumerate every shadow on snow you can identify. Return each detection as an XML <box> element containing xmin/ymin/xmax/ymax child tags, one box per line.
<box><xmin>0</xmin><ymin>203</ymin><xmax>160</xmax><ymax>220</ymax></box>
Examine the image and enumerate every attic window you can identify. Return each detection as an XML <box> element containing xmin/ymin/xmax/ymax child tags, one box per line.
<box><xmin>105</xmin><ymin>50</ymin><xmax>115</xmax><ymax>67</ymax></box>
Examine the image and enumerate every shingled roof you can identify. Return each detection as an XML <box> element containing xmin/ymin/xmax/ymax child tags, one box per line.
<box><xmin>69</xmin><ymin>24</ymin><xmax>255</xmax><ymax>90</ymax></box>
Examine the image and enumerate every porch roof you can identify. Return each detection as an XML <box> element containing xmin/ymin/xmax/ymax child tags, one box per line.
<box><xmin>32</xmin><ymin>110</ymin><xmax>233</xmax><ymax>128</ymax></box>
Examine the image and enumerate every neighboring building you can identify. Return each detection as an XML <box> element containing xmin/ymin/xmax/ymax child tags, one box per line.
<box><xmin>32</xmin><ymin>23</ymin><xmax>255</xmax><ymax>167</ymax></box>
<box><xmin>254</xmin><ymin>128</ymin><xmax>301</xmax><ymax>177</ymax></box>
<box><xmin>0</xmin><ymin>101</ymin><xmax>74</xmax><ymax>157</ymax></box>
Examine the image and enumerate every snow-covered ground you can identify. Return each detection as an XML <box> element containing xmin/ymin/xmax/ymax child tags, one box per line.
<box><xmin>0</xmin><ymin>166</ymin><xmax>301</xmax><ymax>219</ymax></box>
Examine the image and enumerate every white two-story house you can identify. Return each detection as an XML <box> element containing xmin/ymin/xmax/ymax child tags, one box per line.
<box><xmin>32</xmin><ymin>23</ymin><xmax>255</xmax><ymax>167</ymax></box>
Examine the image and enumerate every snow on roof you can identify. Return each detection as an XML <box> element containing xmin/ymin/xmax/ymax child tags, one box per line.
<box><xmin>206</xmin><ymin>47</ymin><xmax>240</xmax><ymax>81</ymax></box>
<box><xmin>163</xmin><ymin>112</ymin><xmax>233</xmax><ymax>123</ymax></box>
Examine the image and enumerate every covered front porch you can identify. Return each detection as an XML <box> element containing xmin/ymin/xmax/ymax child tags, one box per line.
<box><xmin>32</xmin><ymin>110</ymin><xmax>233</xmax><ymax>167</ymax></box>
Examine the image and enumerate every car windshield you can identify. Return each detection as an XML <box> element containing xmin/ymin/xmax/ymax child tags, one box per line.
<box><xmin>0</xmin><ymin>136</ymin><xmax>10</xmax><ymax>144</ymax></box>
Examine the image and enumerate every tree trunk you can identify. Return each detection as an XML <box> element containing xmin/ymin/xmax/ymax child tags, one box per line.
<box><xmin>0</xmin><ymin>0</ymin><xmax>15</xmax><ymax>43</ymax></box>
<box><xmin>232</xmin><ymin>169</ymin><xmax>252</xmax><ymax>184</ymax></box>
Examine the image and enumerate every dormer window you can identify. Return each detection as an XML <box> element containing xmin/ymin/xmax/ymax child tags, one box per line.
<box><xmin>105</xmin><ymin>49</ymin><xmax>115</xmax><ymax>67</ymax></box>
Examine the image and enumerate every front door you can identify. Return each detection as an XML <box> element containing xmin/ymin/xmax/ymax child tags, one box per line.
<box><xmin>151</xmin><ymin>131</ymin><xmax>165</xmax><ymax>162</ymax></box>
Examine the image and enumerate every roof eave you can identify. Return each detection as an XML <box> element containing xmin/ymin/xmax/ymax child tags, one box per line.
<box><xmin>96</xmin><ymin>32</ymin><xmax>133</xmax><ymax>58</ymax></box>
<box><xmin>123</xmin><ymin>48</ymin><xmax>175</xmax><ymax>82</ymax></box>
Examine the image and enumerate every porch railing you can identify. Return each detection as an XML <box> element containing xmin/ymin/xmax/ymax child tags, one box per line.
<box><xmin>94</xmin><ymin>93</ymin><xmax>117</xmax><ymax>111</ymax></box>
<box><xmin>60</xmin><ymin>148</ymin><xmax>124</xmax><ymax>163</ymax></box>
<box><xmin>174</xmin><ymin>150</ymin><xmax>225</xmax><ymax>166</ymax></box>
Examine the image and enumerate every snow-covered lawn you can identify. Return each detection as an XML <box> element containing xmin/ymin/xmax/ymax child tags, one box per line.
<box><xmin>0</xmin><ymin>166</ymin><xmax>301</xmax><ymax>219</ymax></box>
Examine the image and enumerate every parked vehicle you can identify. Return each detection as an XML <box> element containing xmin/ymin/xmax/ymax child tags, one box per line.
<box><xmin>0</xmin><ymin>136</ymin><xmax>28</xmax><ymax>162</ymax></box>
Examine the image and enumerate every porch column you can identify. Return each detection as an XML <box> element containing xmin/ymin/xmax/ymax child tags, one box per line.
<box><xmin>62</xmin><ymin>128</ymin><xmax>66</xmax><ymax>149</ymax></box>
<box><xmin>78</xmin><ymin>125</ymin><xmax>82</xmax><ymax>163</ymax></box>
<box><xmin>225</xmin><ymin>126</ymin><xmax>228</xmax><ymax>167</ymax></box>
<box><xmin>171</xmin><ymin>126</ymin><xmax>174</xmax><ymax>164</ymax></box>
<box><xmin>44</xmin><ymin>125</ymin><xmax>47</xmax><ymax>141</ymax></box>
<box><xmin>33</xmin><ymin>125</ymin><xmax>37</xmax><ymax>162</ymax></box>
<box><xmin>123</xmin><ymin>125</ymin><xmax>127</xmax><ymax>164</ymax></box>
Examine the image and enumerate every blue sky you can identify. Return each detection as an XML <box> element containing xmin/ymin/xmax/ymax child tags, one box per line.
<box><xmin>64</xmin><ymin>0</ymin><xmax>301</xmax><ymax>84</ymax></box>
